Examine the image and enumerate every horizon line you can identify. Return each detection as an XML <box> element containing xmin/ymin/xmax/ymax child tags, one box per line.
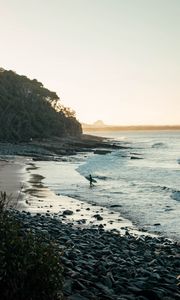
<box><xmin>82</xmin><ymin>123</ymin><xmax>180</xmax><ymax>127</ymax></box>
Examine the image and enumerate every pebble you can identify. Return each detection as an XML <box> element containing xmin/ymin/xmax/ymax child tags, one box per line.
<box><xmin>63</xmin><ymin>210</ymin><xmax>74</xmax><ymax>215</ymax></box>
<box><xmin>93</xmin><ymin>214</ymin><xmax>103</xmax><ymax>221</ymax></box>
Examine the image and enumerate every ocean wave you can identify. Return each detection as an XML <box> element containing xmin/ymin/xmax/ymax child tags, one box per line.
<box><xmin>152</xmin><ymin>142</ymin><xmax>167</xmax><ymax>148</ymax></box>
<box><xmin>152</xmin><ymin>185</ymin><xmax>179</xmax><ymax>196</ymax></box>
<box><xmin>160</xmin><ymin>185</ymin><xmax>172</xmax><ymax>192</ymax></box>
<box><xmin>94</xmin><ymin>175</ymin><xmax>109</xmax><ymax>180</ymax></box>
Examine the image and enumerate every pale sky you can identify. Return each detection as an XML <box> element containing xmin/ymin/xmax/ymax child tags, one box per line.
<box><xmin>0</xmin><ymin>0</ymin><xmax>180</xmax><ymax>125</ymax></box>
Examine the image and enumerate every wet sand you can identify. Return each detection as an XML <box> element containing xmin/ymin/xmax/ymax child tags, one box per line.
<box><xmin>0</xmin><ymin>157</ymin><xmax>29</xmax><ymax>209</ymax></box>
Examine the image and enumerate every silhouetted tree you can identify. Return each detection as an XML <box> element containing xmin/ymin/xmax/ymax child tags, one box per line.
<box><xmin>0</xmin><ymin>68</ymin><xmax>82</xmax><ymax>141</ymax></box>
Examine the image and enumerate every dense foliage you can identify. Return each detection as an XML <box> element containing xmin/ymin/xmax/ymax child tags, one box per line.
<box><xmin>0</xmin><ymin>211</ymin><xmax>64</xmax><ymax>300</ymax></box>
<box><xmin>0</xmin><ymin>68</ymin><xmax>82</xmax><ymax>141</ymax></box>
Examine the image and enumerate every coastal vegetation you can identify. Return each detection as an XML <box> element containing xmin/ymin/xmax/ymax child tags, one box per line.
<box><xmin>0</xmin><ymin>68</ymin><xmax>82</xmax><ymax>142</ymax></box>
<box><xmin>0</xmin><ymin>194</ymin><xmax>64</xmax><ymax>300</ymax></box>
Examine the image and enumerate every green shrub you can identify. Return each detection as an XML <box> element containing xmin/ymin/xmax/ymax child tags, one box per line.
<box><xmin>0</xmin><ymin>212</ymin><xmax>64</xmax><ymax>300</ymax></box>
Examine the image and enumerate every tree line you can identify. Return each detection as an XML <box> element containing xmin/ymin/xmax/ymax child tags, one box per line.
<box><xmin>0</xmin><ymin>68</ymin><xmax>82</xmax><ymax>142</ymax></box>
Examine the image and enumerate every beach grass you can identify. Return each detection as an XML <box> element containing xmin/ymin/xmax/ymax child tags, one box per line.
<box><xmin>0</xmin><ymin>196</ymin><xmax>64</xmax><ymax>300</ymax></box>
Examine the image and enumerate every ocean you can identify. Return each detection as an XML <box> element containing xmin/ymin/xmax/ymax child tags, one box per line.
<box><xmin>34</xmin><ymin>130</ymin><xmax>180</xmax><ymax>241</ymax></box>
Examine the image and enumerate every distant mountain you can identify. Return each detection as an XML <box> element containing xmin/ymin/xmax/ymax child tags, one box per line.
<box><xmin>92</xmin><ymin>120</ymin><xmax>106</xmax><ymax>127</ymax></box>
<box><xmin>82</xmin><ymin>120</ymin><xmax>107</xmax><ymax>129</ymax></box>
<box><xmin>0</xmin><ymin>68</ymin><xmax>82</xmax><ymax>141</ymax></box>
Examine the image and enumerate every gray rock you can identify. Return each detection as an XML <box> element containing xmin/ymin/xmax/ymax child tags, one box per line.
<box><xmin>63</xmin><ymin>210</ymin><xmax>74</xmax><ymax>215</ymax></box>
<box><xmin>93</xmin><ymin>214</ymin><xmax>103</xmax><ymax>221</ymax></box>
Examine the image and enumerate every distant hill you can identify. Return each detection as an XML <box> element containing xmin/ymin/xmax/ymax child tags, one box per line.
<box><xmin>0</xmin><ymin>68</ymin><xmax>82</xmax><ymax>141</ymax></box>
<box><xmin>82</xmin><ymin>120</ymin><xmax>107</xmax><ymax>129</ymax></box>
<box><xmin>92</xmin><ymin>120</ymin><xmax>106</xmax><ymax>127</ymax></box>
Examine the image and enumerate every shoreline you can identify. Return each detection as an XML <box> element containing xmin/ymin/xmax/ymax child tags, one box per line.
<box><xmin>0</xmin><ymin>148</ymin><xmax>178</xmax><ymax>243</ymax></box>
<box><xmin>0</xmin><ymin>137</ymin><xmax>139</xmax><ymax>238</ymax></box>
<box><xmin>23</xmin><ymin>155</ymin><xmax>180</xmax><ymax>243</ymax></box>
<box><xmin>22</xmin><ymin>159</ymin><xmax>160</xmax><ymax>240</ymax></box>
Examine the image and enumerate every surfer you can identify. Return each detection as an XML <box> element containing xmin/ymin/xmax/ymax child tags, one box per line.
<box><xmin>85</xmin><ymin>174</ymin><xmax>96</xmax><ymax>186</ymax></box>
<box><xmin>89</xmin><ymin>174</ymin><xmax>93</xmax><ymax>187</ymax></box>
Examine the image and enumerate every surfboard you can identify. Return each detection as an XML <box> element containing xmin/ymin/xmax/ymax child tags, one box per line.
<box><xmin>85</xmin><ymin>176</ymin><xmax>97</xmax><ymax>183</ymax></box>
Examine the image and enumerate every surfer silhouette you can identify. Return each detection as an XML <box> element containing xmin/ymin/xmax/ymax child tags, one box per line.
<box><xmin>89</xmin><ymin>174</ymin><xmax>93</xmax><ymax>187</ymax></box>
<box><xmin>85</xmin><ymin>174</ymin><xmax>97</xmax><ymax>186</ymax></box>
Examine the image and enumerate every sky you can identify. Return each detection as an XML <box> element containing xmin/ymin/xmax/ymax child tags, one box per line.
<box><xmin>0</xmin><ymin>0</ymin><xmax>180</xmax><ymax>125</ymax></box>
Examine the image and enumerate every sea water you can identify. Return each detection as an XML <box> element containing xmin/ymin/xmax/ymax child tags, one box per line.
<box><xmin>36</xmin><ymin>130</ymin><xmax>180</xmax><ymax>241</ymax></box>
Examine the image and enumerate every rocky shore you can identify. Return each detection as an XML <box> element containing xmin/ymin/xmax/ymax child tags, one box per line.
<box><xmin>10</xmin><ymin>209</ymin><xmax>180</xmax><ymax>300</ymax></box>
<box><xmin>0</xmin><ymin>134</ymin><xmax>130</xmax><ymax>161</ymax></box>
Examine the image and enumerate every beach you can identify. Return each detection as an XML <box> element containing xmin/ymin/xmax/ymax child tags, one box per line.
<box><xmin>0</xmin><ymin>157</ymin><xmax>29</xmax><ymax>209</ymax></box>
<box><xmin>18</xmin><ymin>158</ymin><xmax>158</xmax><ymax>238</ymax></box>
<box><xmin>0</xmin><ymin>136</ymin><xmax>180</xmax><ymax>299</ymax></box>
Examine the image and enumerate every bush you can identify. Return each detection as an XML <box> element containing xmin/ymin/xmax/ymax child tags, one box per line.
<box><xmin>0</xmin><ymin>192</ymin><xmax>9</xmax><ymax>212</ymax></box>
<box><xmin>0</xmin><ymin>212</ymin><xmax>64</xmax><ymax>300</ymax></box>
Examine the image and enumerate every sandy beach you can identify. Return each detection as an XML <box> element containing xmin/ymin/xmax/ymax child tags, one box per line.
<box><xmin>0</xmin><ymin>157</ymin><xmax>30</xmax><ymax>209</ymax></box>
